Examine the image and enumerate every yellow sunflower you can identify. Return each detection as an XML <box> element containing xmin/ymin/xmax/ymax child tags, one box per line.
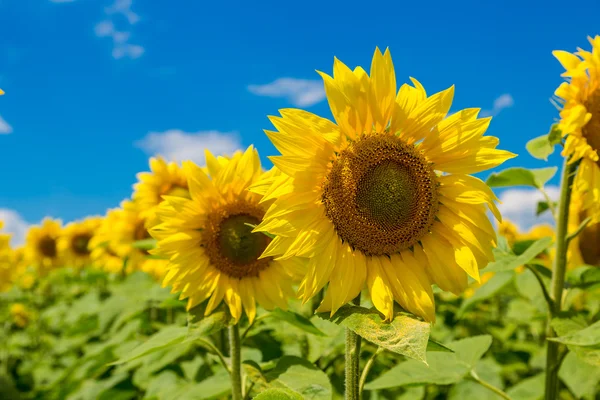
<box><xmin>58</xmin><ymin>217</ymin><xmax>102</xmax><ymax>269</ymax></box>
<box><xmin>150</xmin><ymin>146</ymin><xmax>302</xmax><ymax>323</ymax></box>
<box><xmin>10</xmin><ymin>303</ymin><xmax>31</xmax><ymax>328</ymax></box>
<box><xmin>133</xmin><ymin>157</ymin><xmax>190</xmax><ymax>228</ymax></box>
<box><xmin>24</xmin><ymin>218</ymin><xmax>63</xmax><ymax>276</ymax></box>
<box><xmin>553</xmin><ymin>35</ymin><xmax>600</xmax><ymax>223</ymax></box>
<box><xmin>140</xmin><ymin>258</ymin><xmax>169</xmax><ymax>282</ymax></box>
<box><xmin>250</xmin><ymin>49</ymin><xmax>515</xmax><ymax>322</ymax></box>
<box><xmin>568</xmin><ymin>190</ymin><xmax>600</xmax><ymax>268</ymax></box>
<box><xmin>89</xmin><ymin>211</ymin><xmax>126</xmax><ymax>274</ymax></box>
<box><xmin>0</xmin><ymin>221</ymin><xmax>14</xmax><ymax>291</ymax></box>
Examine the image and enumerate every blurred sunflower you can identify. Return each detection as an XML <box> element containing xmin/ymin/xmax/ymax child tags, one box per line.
<box><xmin>24</xmin><ymin>218</ymin><xmax>63</xmax><ymax>276</ymax></box>
<box><xmin>140</xmin><ymin>258</ymin><xmax>168</xmax><ymax>282</ymax></box>
<box><xmin>553</xmin><ymin>35</ymin><xmax>600</xmax><ymax>223</ymax></box>
<box><xmin>151</xmin><ymin>146</ymin><xmax>302</xmax><ymax>323</ymax></box>
<box><xmin>0</xmin><ymin>221</ymin><xmax>13</xmax><ymax>291</ymax></box>
<box><xmin>251</xmin><ymin>48</ymin><xmax>515</xmax><ymax>322</ymax></box>
<box><xmin>10</xmin><ymin>303</ymin><xmax>31</xmax><ymax>328</ymax></box>
<box><xmin>568</xmin><ymin>191</ymin><xmax>600</xmax><ymax>268</ymax></box>
<box><xmin>89</xmin><ymin>210</ymin><xmax>126</xmax><ymax>274</ymax></box>
<box><xmin>58</xmin><ymin>217</ymin><xmax>102</xmax><ymax>269</ymax></box>
<box><xmin>133</xmin><ymin>157</ymin><xmax>190</xmax><ymax>228</ymax></box>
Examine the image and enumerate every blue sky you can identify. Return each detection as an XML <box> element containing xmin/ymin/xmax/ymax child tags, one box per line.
<box><xmin>1</xmin><ymin>0</ymin><xmax>599</xmax><ymax>244</ymax></box>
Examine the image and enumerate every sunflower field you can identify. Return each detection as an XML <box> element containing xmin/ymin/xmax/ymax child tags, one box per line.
<box><xmin>1</xmin><ymin>38</ymin><xmax>600</xmax><ymax>400</ymax></box>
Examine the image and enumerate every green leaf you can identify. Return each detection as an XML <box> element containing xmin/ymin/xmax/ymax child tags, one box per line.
<box><xmin>426</xmin><ymin>339</ymin><xmax>454</xmax><ymax>353</ymax></box>
<box><xmin>457</xmin><ymin>271</ymin><xmax>515</xmax><ymax>318</ymax></box>
<box><xmin>506</xmin><ymin>373</ymin><xmax>544</xmax><ymax>400</ymax></box>
<box><xmin>131</xmin><ymin>238</ymin><xmax>157</xmax><ymax>250</ymax></box>
<box><xmin>535</xmin><ymin>200</ymin><xmax>554</xmax><ymax>216</ymax></box>
<box><xmin>364</xmin><ymin>335</ymin><xmax>493</xmax><ymax>390</ymax></box>
<box><xmin>548</xmin><ymin>319</ymin><xmax>600</xmax><ymax>346</ymax></box>
<box><xmin>109</xmin><ymin>326</ymin><xmax>188</xmax><ymax>365</ymax></box>
<box><xmin>548</xmin><ymin>124</ymin><xmax>562</xmax><ymax>145</ymax></box>
<box><xmin>267</xmin><ymin>308</ymin><xmax>326</xmax><ymax>336</ymax></box>
<box><xmin>254</xmin><ymin>388</ymin><xmax>304</xmax><ymax>400</ymax></box>
<box><xmin>318</xmin><ymin>305</ymin><xmax>430</xmax><ymax>362</ymax></box>
<box><xmin>176</xmin><ymin>370</ymin><xmax>232</xmax><ymax>400</ymax></box>
<box><xmin>552</xmin><ymin>318</ymin><xmax>600</xmax><ymax>366</ymax></box>
<box><xmin>526</xmin><ymin>134</ymin><xmax>556</xmax><ymax>161</ymax></box>
<box><xmin>558</xmin><ymin>352</ymin><xmax>600</xmax><ymax>399</ymax></box>
<box><xmin>264</xmin><ymin>356</ymin><xmax>332</xmax><ymax>400</ymax></box>
<box><xmin>483</xmin><ymin>237</ymin><xmax>553</xmax><ymax>273</ymax></box>
<box><xmin>486</xmin><ymin>167</ymin><xmax>558</xmax><ymax>189</ymax></box>
<box><xmin>187</xmin><ymin>302</ymin><xmax>233</xmax><ymax>338</ymax></box>
<box><xmin>449</xmin><ymin>358</ymin><xmax>505</xmax><ymax>400</ymax></box>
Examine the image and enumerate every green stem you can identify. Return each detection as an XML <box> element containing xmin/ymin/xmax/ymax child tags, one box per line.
<box><xmin>195</xmin><ymin>338</ymin><xmax>231</xmax><ymax>374</ymax></box>
<box><xmin>345</xmin><ymin>295</ymin><xmax>362</xmax><ymax>400</ymax></box>
<box><xmin>470</xmin><ymin>370</ymin><xmax>512</xmax><ymax>400</ymax></box>
<box><xmin>544</xmin><ymin>158</ymin><xmax>577</xmax><ymax>400</ymax></box>
<box><xmin>524</xmin><ymin>264</ymin><xmax>554</xmax><ymax>309</ymax></box>
<box><xmin>359</xmin><ymin>347</ymin><xmax>384</xmax><ymax>399</ymax></box>
<box><xmin>229</xmin><ymin>324</ymin><xmax>243</xmax><ymax>400</ymax></box>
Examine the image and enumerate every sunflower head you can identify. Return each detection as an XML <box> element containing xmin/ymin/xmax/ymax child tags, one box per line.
<box><xmin>133</xmin><ymin>157</ymin><xmax>190</xmax><ymax>228</ymax></box>
<box><xmin>25</xmin><ymin>218</ymin><xmax>63</xmax><ymax>275</ymax></box>
<box><xmin>58</xmin><ymin>217</ymin><xmax>102</xmax><ymax>269</ymax></box>
<box><xmin>89</xmin><ymin>211</ymin><xmax>127</xmax><ymax>274</ymax></box>
<box><xmin>151</xmin><ymin>146</ymin><xmax>302</xmax><ymax>323</ymax></box>
<box><xmin>252</xmin><ymin>48</ymin><xmax>515</xmax><ymax>321</ymax></box>
<box><xmin>554</xmin><ymin>35</ymin><xmax>600</xmax><ymax>223</ymax></box>
<box><xmin>569</xmin><ymin>190</ymin><xmax>600</xmax><ymax>268</ymax></box>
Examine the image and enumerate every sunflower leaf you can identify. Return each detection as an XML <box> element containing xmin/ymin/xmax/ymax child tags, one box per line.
<box><xmin>526</xmin><ymin>134</ymin><xmax>556</xmax><ymax>161</ymax></box>
<box><xmin>485</xmin><ymin>167</ymin><xmax>558</xmax><ymax>189</ymax></box>
<box><xmin>548</xmin><ymin>319</ymin><xmax>600</xmax><ymax>347</ymax></box>
<box><xmin>483</xmin><ymin>237</ymin><xmax>553</xmax><ymax>273</ymax></box>
<box><xmin>253</xmin><ymin>388</ymin><xmax>304</xmax><ymax>400</ymax></box>
<box><xmin>317</xmin><ymin>305</ymin><xmax>431</xmax><ymax>363</ymax></box>
<box><xmin>262</xmin><ymin>356</ymin><xmax>332</xmax><ymax>400</ymax></box>
<box><xmin>109</xmin><ymin>326</ymin><xmax>189</xmax><ymax>366</ymax></box>
<box><xmin>267</xmin><ymin>309</ymin><xmax>326</xmax><ymax>336</ymax></box>
<box><xmin>552</xmin><ymin>318</ymin><xmax>600</xmax><ymax>366</ymax></box>
<box><xmin>457</xmin><ymin>271</ymin><xmax>516</xmax><ymax>318</ymax></box>
<box><xmin>187</xmin><ymin>303</ymin><xmax>234</xmax><ymax>338</ymax></box>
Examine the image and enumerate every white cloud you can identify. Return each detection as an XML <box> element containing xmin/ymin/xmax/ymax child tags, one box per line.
<box><xmin>112</xmin><ymin>44</ymin><xmax>144</xmax><ymax>59</ymax></box>
<box><xmin>0</xmin><ymin>115</ymin><xmax>13</xmax><ymax>134</ymax></box>
<box><xmin>105</xmin><ymin>0</ymin><xmax>140</xmax><ymax>25</ymax></box>
<box><xmin>248</xmin><ymin>78</ymin><xmax>326</xmax><ymax>107</ymax></box>
<box><xmin>496</xmin><ymin>185</ymin><xmax>559</xmax><ymax>231</ymax></box>
<box><xmin>135</xmin><ymin>130</ymin><xmax>243</xmax><ymax>165</ymax></box>
<box><xmin>94</xmin><ymin>20</ymin><xmax>115</xmax><ymax>37</ymax></box>
<box><xmin>0</xmin><ymin>209</ymin><xmax>30</xmax><ymax>247</ymax></box>
<box><xmin>481</xmin><ymin>93</ymin><xmax>514</xmax><ymax>117</ymax></box>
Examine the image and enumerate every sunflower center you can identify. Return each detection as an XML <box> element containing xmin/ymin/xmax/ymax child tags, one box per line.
<box><xmin>583</xmin><ymin>89</ymin><xmax>600</xmax><ymax>165</ymax></box>
<box><xmin>38</xmin><ymin>236</ymin><xmax>57</xmax><ymax>258</ymax></box>
<box><xmin>322</xmin><ymin>134</ymin><xmax>439</xmax><ymax>256</ymax></box>
<box><xmin>578</xmin><ymin>210</ymin><xmax>600</xmax><ymax>266</ymax></box>
<box><xmin>203</xmin><ymin>201</ymin><xmax>272</xmax><ymax>279</ymax></box>
<box><xmin>134</xmin><ymin>220</ymin><xmax>152</xmax><ymax>254</ymax></box>
<box><xmin>72</xmin><ymin>233</ymin><xmax>92</xmax><ymax>255</ymax></box>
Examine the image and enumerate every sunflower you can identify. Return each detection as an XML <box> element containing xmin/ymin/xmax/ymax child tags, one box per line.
<box><xmin>24</xmin><ymin>218</ymin><xmax>63</xmax><ymax>276</ymax></box>
<box><xmin>150</xmin><ymin>146</ymin><xmax>302</xmax><ymax>323</ymax></box>
<box><xmin>58</xmin><ymin>217</ymin><xmax>102</xmax><ymax>269</ymax></box>
<box><xmin>553</xmin><ymin>35</ymin><xmax>600</xmax><ymax>223</ymax></box>
<box><xmin>140</xmin><ymin>258</ymin><xmax>169</xmax><ymax>282</ymax></box>
<box><xmin>89</xmin><ymin>211</ymin><xmax>126</xmax><ymax>274</ymax></box>
<box><xmin>10</xmin><ymin>303</ymin><xmax>31</xmax><ymax>328</ymax></box>
<box><xmin>250</xmin><ymin>49</ymin><xmax>515</xmax><ymax>322</ymax></box>
<box><xmin>133</xmin><ymin>157</ymin><xmax>190</xmax><ymax>228</ymax></box>
<box><xmin>0</xmin><ymin>221</ymin><xmax>14</xmax><ymax>292</ymax></box>
<box><xmin>568</xmin><ymin>190</ymin><xmax>600</xmax><ymax>268</ymax></box>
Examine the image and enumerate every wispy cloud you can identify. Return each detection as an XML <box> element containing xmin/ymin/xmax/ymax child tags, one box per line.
<box><xmin>248</xmin><ymin>78</ymin><xmax>326</xmax><ymax>107</ymax></box>
<box><xmin>0</xmin><ymin>209</ymin><xmax>30</xmax><ymax>246</ymax></box>
<box><xmin>481</xmin><ymin>94</ymin><xmax>514</xmax><ymax>117</ymax></box>
<box><xmin>496</xmin><ymin>186</ymin><xmax>559</xmax><ymax>231</ymax></box>
<box><xmin>95</xmin><ymin>1</ymin><xmax>143</xmax><ymax>60</ymax></box>
<box><xmin>0</xmin><ymin>115</ymin><xmax>13</xmax><ymax>134</ymax></box>
<box><xmin>135</xmin><ymin>130</ymin><xmax>243</xmax><ymax>166</ymax></box>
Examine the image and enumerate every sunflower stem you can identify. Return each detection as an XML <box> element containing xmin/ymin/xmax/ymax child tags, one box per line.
<box><xmin>359</xmin><ymin>347</ymin><xmax>384</xmax><ymax>398</ymax></box>
<box><xmin>229</xmin><ymin>324</ymin><xmax>243</xmax><ymax>400</ymax></box>
<box><xmin>544</xmin><ymin>158</ymin><xmax>577</xmax><ymax>400</ymax></box>
<box><xmin>345</xmin><ymin>295</ymin><xmax>362</xmax><ymax>400</ymax></box>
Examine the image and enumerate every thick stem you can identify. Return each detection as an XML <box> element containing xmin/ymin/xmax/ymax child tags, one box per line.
<box><xmin>345</xmin><ymin>295</ymin><xmax>362</xmax><ymax>400</ymax></box>
<box><xmin>544</xmin><ymin>158</ymin><xmax>577</xmax><ymax>400</ymax></box>
<box><xmin>229</xmin><ymin>324</ymin><xmax>243</xmax><ymax>400</ymax></box>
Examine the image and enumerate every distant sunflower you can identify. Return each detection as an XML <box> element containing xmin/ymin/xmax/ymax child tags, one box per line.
<box><xmin>0</xmin><ymin>221</ymin><xmax>13</xmax><ymax>291</ymax></box>
<box><xmin>58</xmin><ymin>217</ymin><xmax>102</xmax><ymax>269</ymax></box>
<box><xmin>89</xmin><ymin>210</ymin><xmax>126</xmax><ymax>274</ymax></box>
<box><xmin>568</xmin><ymin>191</ymin><xmax>600</xmax><ymax>268</ymax></box>
<box><xmin>140</xmin><ymin>258</ymin><xmax>168</xmax><ymax>282</ymax></box>
<box><xmin>10</xmin><ymin>303</ymin><xmax>31</xmax><ymax>328</ymax></box>
<box><xmin>554</xmin><ymin>35</ymin><xmax>600</xmax><ymax>223</ymax></box>
<box><xmin>25</xmin><ymin>218</ymin><xmax>62</xmax><ymax>276</ymax></box>
<box><xmin>133</xmin><ymin>157</ymin><xmax>190</xmax><ymax>228</ymax></box>
<box><xmin>251</xmin><ymin>49</ymin><xmax>515</xmax><ymax>321</ymax></box>
<box><xmin>151</xmin><ymin>146</ymin><xmax>302</xmax><ymax>323</ymax></box>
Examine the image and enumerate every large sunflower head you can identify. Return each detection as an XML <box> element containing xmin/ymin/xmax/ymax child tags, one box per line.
<box><xmin>150</xmin><ymin>146</ymin><xmax>303</xmax><ymax>323</ymax></box>
<box><xmin>251</xmin><ymin>48</ymin><xmax>515</xmax><ymax>322</ymax></box>
<box><xmin>58</xmin><ymin>217</ymin><xmax>102</xmax><ymax>269</ymax></box>
<box><xmin>133</xmin><ymin>157</ymin><xmax>190</xmax><ymax>228</ymax></box>
<box><xmin>89</xmin><ymin>211</ymin><xmax>127</xmax><ymax>274</ymax></box>
<box><xmin>568</xmin><ymin>190</ymin><xmax>600</xmax><ymax>268</ymax></box>
<box><xmin>24</xmin><ymin>218</ymin><xmax>63</xmax><ymax>276</ymax></box>
<box><xmin>554</xmin><ymin>35</ymin><xmax>600</xmax><ymax>223</ymax></box>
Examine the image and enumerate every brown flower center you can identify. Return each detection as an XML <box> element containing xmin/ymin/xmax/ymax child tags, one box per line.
<box><xmin>578</xmin><ymin>210</ymin><xmax>600</xmax><ymax>266</ymax></box>
<box><xmin>322</xmin><ymin>134</ymin><xmax>439</xmax><ymax>256</ymax></box>
<box><xmin>38</xmin><ymin>235</ymin><xmax>57</xmax><ymax>258</ymax></box>
<box><xmin>583</xmin><ymin>89</ymin><xmax>600</xmax><ymax>166</ymax></box>
<box><xmin>203</xmin><ymin>201</ymin><xmax>272</xmax><ymax>279</ymax></box>
<box><xmin>71</xmin><ymin>233</ymin><xmax>92</xmax><ymax>256</ymax></box>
